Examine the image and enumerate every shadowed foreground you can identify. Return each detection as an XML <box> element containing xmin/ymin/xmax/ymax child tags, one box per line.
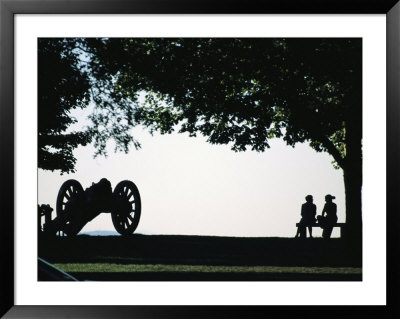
<box><xmin>38</xmin><ymin>234</ymin><xmax>362</xmax><ymax>281</ymax></box>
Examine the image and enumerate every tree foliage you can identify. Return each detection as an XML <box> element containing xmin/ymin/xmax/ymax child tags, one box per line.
<box><xmin>38</xmin><ymin>38</ymin><xmax>140</xmax><ymax>173</ymax></box>
<box><xmin>39</xmin><ymin>38</ymin><xmax>361</xmax><ymax>173</ymax></box>
<box><xmin>86</xmin><ymin>38</ymin><xmax>361</xmax><ymax>171</ymax></box>
<box><xmin>38</xmin><ymin>38</ymin><xmax>91</xmax><ymax>173</ymax></box>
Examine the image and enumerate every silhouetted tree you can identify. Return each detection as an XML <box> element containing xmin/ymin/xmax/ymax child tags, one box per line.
<box><xmin>38</xmin><ymin>38</ymin><xmax>140</xmax><ymax>174</ymax></box>
<box><xmin>86</xmin><ymin>38</ymin><xmax>362</xmax><ymax>240</ymax></box>
<box><xmin>39</xmin><ymin>38</ymin><xmax>91</xmax><ymax>173</ymax></box>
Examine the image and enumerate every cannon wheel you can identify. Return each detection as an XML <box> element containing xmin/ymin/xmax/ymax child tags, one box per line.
<box><xmin>56</xmin><ymin>179</ymin><xmax>85</xmax><ymax>237</ymax></box>
<box><xmin>111</xmin><ymin>180</ymin><xmax>141</xmax><ymax>236</ymax></box>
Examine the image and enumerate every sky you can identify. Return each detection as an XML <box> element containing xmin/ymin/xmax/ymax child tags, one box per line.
<box><xmin>38</xmin><ymin>106</ymin><xmax>345</xmax><ymax>238</ymax></box>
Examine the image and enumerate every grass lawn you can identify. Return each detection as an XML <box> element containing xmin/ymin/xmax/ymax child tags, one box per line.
<box><xmin>40</xmin><ymin>235</ymin><xmax>362</xmax><ymax>280</ymax></box>
<box><xmin>55</xmin><ymin>263</ymin><xmax>361</xmax><ymax>275</ymax></box>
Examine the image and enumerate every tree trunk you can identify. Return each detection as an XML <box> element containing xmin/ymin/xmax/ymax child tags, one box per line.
<box><xmin>342</xmin><ymin>55</ymin><xmax>362</xmax><ymax>242</ymax></box>
<box><xmin>343</xmin><ymin>95</ymin><xmax>362</xmax><ymax>244</ymax></box>
<box><xmin>343</xmin><ymin>165</ymin><xmax>362</xmax><ymax>243</ymax></box>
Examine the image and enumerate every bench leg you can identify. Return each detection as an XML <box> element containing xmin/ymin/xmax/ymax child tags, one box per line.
<box><xmin>340</xmin><ymin>226</ymin><xmax>345</xmax><ymax>238</ymax></box>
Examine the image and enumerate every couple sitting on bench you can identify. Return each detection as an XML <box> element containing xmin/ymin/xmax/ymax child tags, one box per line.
<box><xmin>295</xmin><ymin>194</ymin><xmax>338</xmax><ymax>239</ymax></box>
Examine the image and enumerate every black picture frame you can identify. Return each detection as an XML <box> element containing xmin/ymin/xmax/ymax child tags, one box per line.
<box><xmin>1</xmin><ymin>0</ymin><xmax>399</xmax><ymax>317</ymax></box>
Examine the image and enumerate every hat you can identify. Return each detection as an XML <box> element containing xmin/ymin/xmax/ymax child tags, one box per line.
<box><xmin>325</xmin><ymin>194</ymin><xmax>335</xmax><ymax>199</ymax></box>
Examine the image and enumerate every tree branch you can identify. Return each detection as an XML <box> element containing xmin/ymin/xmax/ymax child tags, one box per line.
<box><xmin>320</xmin><ymin>136</ymin><xmax>346</xmax><ymax>170</ymax></box>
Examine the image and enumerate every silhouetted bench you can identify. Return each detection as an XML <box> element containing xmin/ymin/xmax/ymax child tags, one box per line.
<box><xmin>295</xmin><ymin>223</ymin><xmax>346</xmax><ymax>238</ymax></box>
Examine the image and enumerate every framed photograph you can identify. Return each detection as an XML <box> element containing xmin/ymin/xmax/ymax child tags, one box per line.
<box><xmin>1</xmin><ymin>0</ymin><xmax>399</xmax><ymax>317</ymax></box>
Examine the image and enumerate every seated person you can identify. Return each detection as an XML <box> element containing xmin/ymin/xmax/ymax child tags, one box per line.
<box><xmin>317</xmin><ymin>194</ymin><xmax>338</xmax><ymax>239</ymax></box>
<box><xmin>295</xmin><ymin>195</ymin><xmax>317</xmax><ymax>238</ymax></box>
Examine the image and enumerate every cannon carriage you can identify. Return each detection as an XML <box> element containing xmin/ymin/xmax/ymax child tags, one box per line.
<box><xmin>40</xmin><ymin>178</ymin><xmax>141</xmax><ymax>237</ymax></box>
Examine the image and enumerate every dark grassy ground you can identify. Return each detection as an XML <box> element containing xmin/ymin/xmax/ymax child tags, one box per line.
<box><xmin>38</xmin><ymin>234</ymin><xmax>362</xmax><ymax>281</ymax></box>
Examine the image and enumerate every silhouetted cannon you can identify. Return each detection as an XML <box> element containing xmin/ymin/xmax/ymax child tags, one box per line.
<box><xmin>41</xmin><ymin>178</ymin><xmax>141</xmax><ymax>237</ymax></box>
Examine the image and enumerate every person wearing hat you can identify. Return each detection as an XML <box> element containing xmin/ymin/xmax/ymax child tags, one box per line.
<box><xmin>317</xmin><ymin>194</ymin><xmax>338</xmax><ymax>238</ymax></box>
<box><xmin>295</xmin><ymin>195</ymin><xmax>317</xmax><ymax>238</ymax></box>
